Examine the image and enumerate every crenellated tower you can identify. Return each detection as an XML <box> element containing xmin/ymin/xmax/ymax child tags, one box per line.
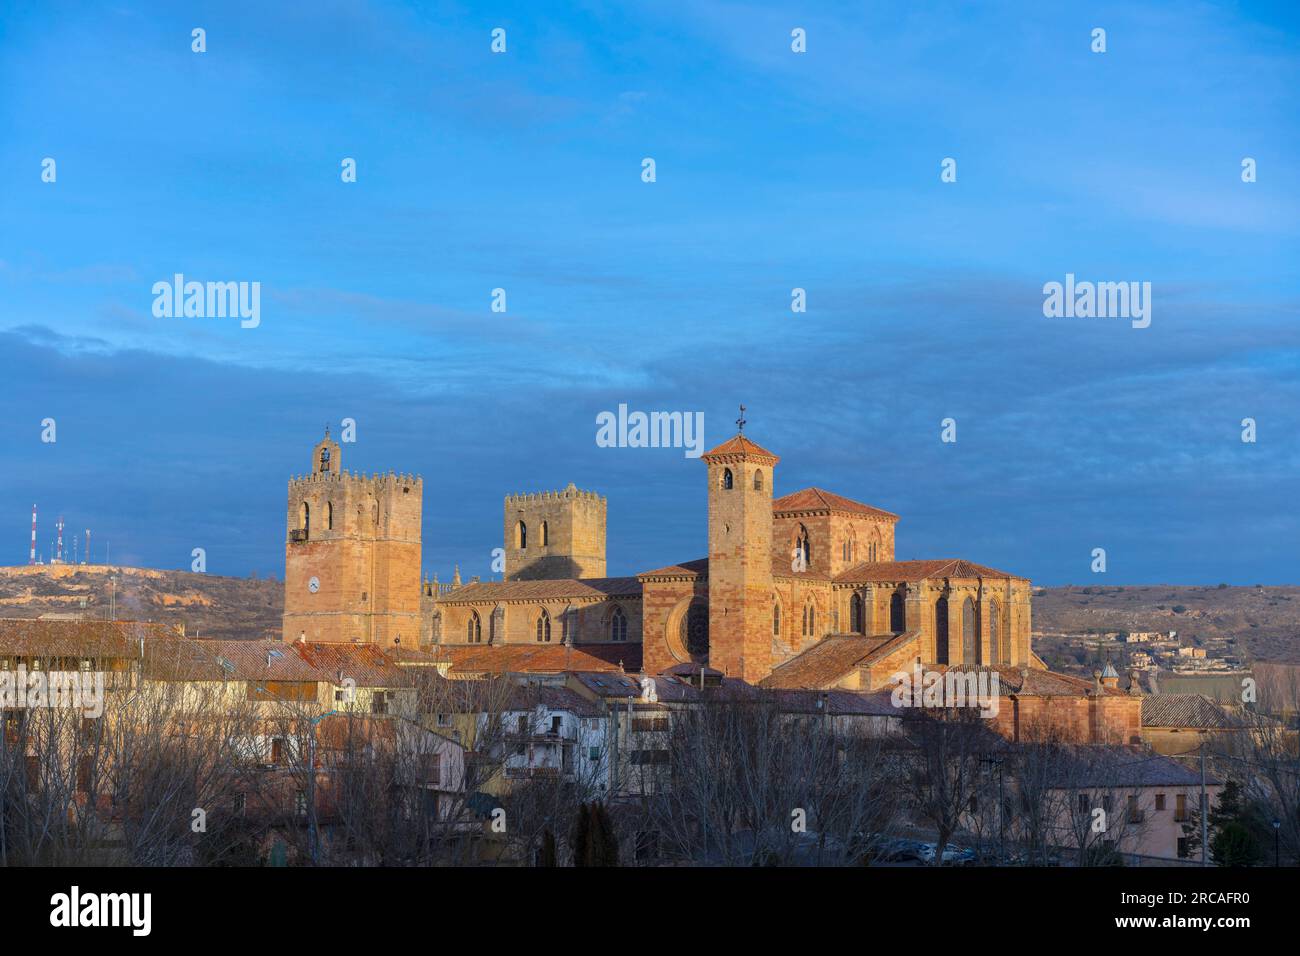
<box><xmin>282</xmin><ymin>429</ymin><xmax>423</xmax><ymax>647</ymax></box>
<box><xmin>503</xmin><ymin>483</ymin><xmax>606</xmax><ymax>580</ymax></box>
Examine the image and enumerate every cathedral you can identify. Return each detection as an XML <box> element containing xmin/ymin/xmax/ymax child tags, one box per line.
<box><xmin>280</xmin><ymin>422</ymin><xmax>1037</xmax><ymax>693</ymax></box>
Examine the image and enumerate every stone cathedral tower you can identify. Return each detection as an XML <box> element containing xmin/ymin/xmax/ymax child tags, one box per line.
<box><xmin>504</xmin><ymin>484</ymin><xmax>607</xmax><ymax>581</ymax></box>
<box><xmin>282</xmin><ymin>429</ymin><xmax>423</xmax><ymax>647</ymax></box>
<box><xmin>702</xmin><ymin>423</ymin><xmax>778</xmax><ymax>682</ymax></box>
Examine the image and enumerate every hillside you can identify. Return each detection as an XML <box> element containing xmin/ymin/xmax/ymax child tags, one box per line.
<box><xmin>0</xmin><ymin>565</ymin><xmax>281</xmax><ymax>641</ymax></box>
<box><xmin>1032</xmin><ymin>584</ymin><xmax>1300</xmax><ymax>664</ymax></box>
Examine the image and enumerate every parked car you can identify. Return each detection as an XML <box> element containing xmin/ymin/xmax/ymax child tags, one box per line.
<box><xmin>917</xmin><ymin>842</ymin><xmax>976</xmax><ymax>865</ymax></box>
<box><xmin>870</xmin><ymin>838</ymin><xmax>930</xmax><ymax>863</ymax></box>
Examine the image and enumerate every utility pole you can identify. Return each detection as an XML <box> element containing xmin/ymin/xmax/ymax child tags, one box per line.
<box><xmin>1200</xmin><ymin>741</ymin><xmax>1208</xmax><ymax>867</ymax></box>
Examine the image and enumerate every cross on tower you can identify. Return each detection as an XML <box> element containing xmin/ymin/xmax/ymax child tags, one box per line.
<box><xmin>736</xmin><ymin>404</ymin><xmax>747</xmax><ymax>433</ymax></box>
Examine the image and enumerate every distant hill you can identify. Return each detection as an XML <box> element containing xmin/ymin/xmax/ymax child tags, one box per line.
<box><xmin>0</xmin><ymin>565</ymin><xmax>281</xmax><ymax>641</ymax></box>
<box><xmin>1032</xmin><ymin>584</ymin><xmax>1300</xmax><ymax>664</ymax></box>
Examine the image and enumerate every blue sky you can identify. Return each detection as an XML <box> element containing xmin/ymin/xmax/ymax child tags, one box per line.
<box><xmin>1</xmin><ymin>0</ymin><xmax>1298</xmax><ymax>585</ymax></box>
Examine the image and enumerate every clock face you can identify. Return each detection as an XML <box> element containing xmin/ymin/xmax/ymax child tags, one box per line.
<box><xmin>308</xmin><ymin>577</ymin><xmax>320</xmax><ymax>594</ymax></box>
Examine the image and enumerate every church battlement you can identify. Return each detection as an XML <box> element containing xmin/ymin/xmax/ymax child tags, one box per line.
<box><xmin>504</xmin><ymin>486</ymin><xmax>603</xmax><ymax>504</ymax></box>
<box><xmin>289</xmin><ymin>470</ymin><xmax>423</xmax><ymax>492</ymax></box>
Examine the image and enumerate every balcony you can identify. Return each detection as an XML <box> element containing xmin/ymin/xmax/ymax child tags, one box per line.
<box><xmin>289</xmin><ymin>529</ymin><xmax>308</xmax><ymax>543</ymax></box>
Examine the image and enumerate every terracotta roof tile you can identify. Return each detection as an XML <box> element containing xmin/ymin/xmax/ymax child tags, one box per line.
<box><xmin>149</xmin><ymin>638</ymin><xmax>330</xmax><ymax>683</ymax></box>
<box><xmin>502</xmin><ymin>685</ymin><xmax>605</xmax><ymax>718</ymax></box>
<box><xmin>767</xmin><ymin>688</ymin><xmax>900</xmax><ymax>716</ymax></box>
<box><xmin>773</xmin><ymin>487</ymin><xmax>899</xmax><ymax>521</ymax></box>
<box><xmin>442</xmin><ymin>577</ymin><xmax>642</xmax><ymax>602</ymax></box>
<box><xmin>933</xmin><ymin>665</ymin><xmax>1129</xmax><ymax>698</ymax></box>
<box><xmin>638</xmin><ymin>558</ymin><xmax>708</xmax><ymax>579</ymax></box>
<box><xmin>701</xmin><ymin>434</ymin><xmax>779</xmax><ymax>461</ymax></box>
<box><xmin>1044</xmin><ymin>746</ymin><xmax>1218</xmax><ymax>788</ymax></box>
<box><xmin>0</xmin><ymin>618</ymin><xmax>177</xmax><ymax>660</ymax></box>
<box><xmin>437</xmin><ymin>642</ymin><xmax>641</xmax><ymax>677</ymax></box>
<box><xmin>760</xmin><ymin>634</ymin><xmax>904</xmax><ymax>689</ymax></box>
<box><xmin>834</xmin><ymin>558</ymin><xmax>1026</xmax><ymax>584</ymax></box>
<box><xmin>292</xmin><ymin>642</ymin><xmax>413</xmax><ymax>687</ymax></box>
<box><xmin>1141</xmin><ymin>694</ymin><xmax>1244</xmax><ymax>729</ymax></box>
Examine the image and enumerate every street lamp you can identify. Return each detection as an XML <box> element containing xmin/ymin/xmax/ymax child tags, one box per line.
<box><xmin>1273</xmin><ymin>819</ymin><xmax>1281</xmax><ymax>868</ymax></box>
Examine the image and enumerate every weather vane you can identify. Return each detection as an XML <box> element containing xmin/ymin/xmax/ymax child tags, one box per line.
<box><xmin>736</xmin><ymin>404</ymin><xmax>747</xmax><ymax>433</ymax></box>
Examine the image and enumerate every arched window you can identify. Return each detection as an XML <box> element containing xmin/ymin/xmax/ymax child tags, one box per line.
<box><xmin>541</xmin><ymin>521</ymin><xmax>549</xmax><ymax>546</ymax></box>
<box><xmin>517</xmin><ymin>520</ymin><xmax>527</xmax><ymax>549</ymax></box>
<box><xmin>962</xmin><ymin>596</ymin><xmax>979</xmax><ymax>665</ymax></box>
<box><xmin>850</xmin><ymin>592</ymin><xmax>865</xmax><ymax>634</ymax></box>
<box><xmin>890</xmin><ymin>590</ymin><xmax>906</xmax><ymax>633</ymax></box>
<box><xmin>536</xmin><ymin>608</ymin><xmax>551</xmax><ymax>643</ymax></box>
<box><xmin>991</xmin><ymin>600</ymin><xmax>1007</xmax><ymax>664</ymax></box>
<box><xmin>467</xmin><ymin>611</ymin><xmax>482</xmax><ymax>644</ymax></box>
<box><xmin>326</xmin><ymin>501</ymin><xmax>333</xmax><ymax>531</ymax></box>
<box><xmin>300</xmin><ymin>502</ymin><xmax>310</xmax><ymax>537</ymax></box>
<box><xmin>772</xmin><ymin>599</ymin><xmax>782</xmax><ymax>637</ymax></box>
<box><xmin>721</xmin><ymin>468</ymin><xmax>734</xmax><ymax>490</ymax></box>
<box><xmin>319</xmin><ymin>447</ymin><xmax>330</xmax><ymax>472</ymax></box>
<box><xmin>802</xmin><ymin>601</ymin><xmax>816</xmax><ymax>638</ymax></box>
<box><xmin>793</xmin><ymin>525</ymin><xmax>811</xmax><ymax>571</ymax></box>
<box><xmin>935</xmin><ymin>596</ymin><xmax>950</xmax><ymax>665</ymax></box>
<box><xmin>610</xmin><ymin>605</ymin><xmax>627</xmax><ymax>642</ymax></box>
<box><xmin>753</xmin><ymin>470</ymin><xmax>763</xmax><ymax>491</ymax></box>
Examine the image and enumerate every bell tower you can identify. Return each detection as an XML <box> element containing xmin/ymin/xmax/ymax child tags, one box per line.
<box><xmin>313</xmin><ymin>428</ymin><xmax>341</xmax><ymax>477</ymax></box>
<box><xmin>702</xmin><ymin>408</ymin><xmax>778</xmax><ymax>683</ymax></box>
<box><xmin>283</xmin><ymin>429</ymin><xmax>423</xmax><ymax>647</ymax></box>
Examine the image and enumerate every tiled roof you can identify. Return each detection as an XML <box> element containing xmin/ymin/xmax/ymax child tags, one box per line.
<box><xmin>768</xmin><ymin>688</ymin><xmax>900</xmax><ymax>717</ymax></box>
<box><xmin>638</xmin><ymin>557</ymin><xmax>708</xmax><ymax>579</ymax></box>
<box><xmin>834</xmin><ymin>558</ymin><xmax>1025</xmax><ymax>584</ymax></box>
<box><xmin>773</xmin><ymin>487</ymin><xmax>899</xmax><ymax>521</ymax></box>
<box><xmin>503</xmin><ymin>685</ymin><xmax>605</xmax><ymax>718</ymax></box>
<box><xmin>1141</xmin><ymin>694</ymin><xmax>1243</xmax><ymax>729</ymax></box>
<box><xmin>292</xmin><ymin>642</ymin><xmax>412</xmax><ymax>687</ymax></box>
<box><xmin>570</xmin><ymin>671</ymin><xmax>726</xmax><ymax>703</ymax></box>
<box><xmin>437</xmin><ymin>642</ymin><xmax>641</xmax><ymax>677</ymax></box>
<box><xmin>1045</xmin><ymin>746</ymin><xmax>1217</xmax><ymax>788</ymax></box>
<box><xmin>441</xmin><ymin>577</ymin><xmax>642</xmax><ymax>602</ymax></box>
<box><xmin>0</xmin><ymin>618</ymin><xmax>178</xmax><ymax>659</ymax></box>
<box><xmin>183</xmin><ymin>639</ymin><xmax>330</xmax><ymax>686</ymax></box>
<box><xmin>701</xmin><ymin>434</ymin><xmax>779</xmax><ymax>461</ymax></box>
<box><xmin>760</xmin><ymin>634</ymin><xmax>903</xmax><ymax>689</ymax></box>
<box><xmin>955</xmin><ymin>665</ymin><xmax>1128</xmax><ymax>698</ymax></box>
